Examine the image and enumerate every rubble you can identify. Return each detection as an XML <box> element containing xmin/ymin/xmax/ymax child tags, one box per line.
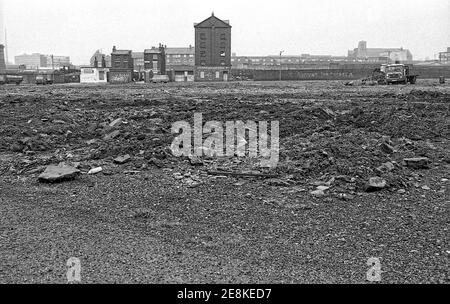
<box><xmin>365</xmin><ymin>177</ymin><xmax>387</xmax><ymax>192</ymax></box>
<box><xmin>114</xmin><ymin>155</ymin><xmax>131</xmax><ymax>164</ymax></box>
<box><xmin>88</xmin><ymin>167</ymin><xmax>103</xmax><ymax>175</ymax></box>
<box><xmin>403</xmin><ymin>158</ymin><xmax>431</xmax><ymax>170</ymax></box>
<box><xmin>38</xmin><ymin>164</ymin><xmax>80</xmax><ymax>183</ymax></box>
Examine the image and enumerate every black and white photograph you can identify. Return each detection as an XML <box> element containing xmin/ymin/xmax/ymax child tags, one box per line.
<box><xmin>0</xmin><ymin>0</ymin><xmax>449</xmax><ymax>291</ymax></box>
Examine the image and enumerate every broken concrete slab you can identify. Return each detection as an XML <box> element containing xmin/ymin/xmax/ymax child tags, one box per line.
<box><xmin>365</xmin><ymin>177</ymin><xmax>387</xmax><ymax>192</ymax></box>
<box><xmin>88</xmin><ymin>167</ymin><xmax>103</xmax><ymax>175</ymax></box>
<box><xmin>104</xmin><ymin>130</ymin><xmax>120</xmax><ymax>141</ymax></box>
<box><xmin>38</xmin><ymin>165</ymin><xmax>80</xmax><ymax>183</ymax></box>
<box><xmin>114</xmin><ymin>155</ymin><xmax>131</xmax><ymax>165</ymax></box>
<box><xmin>403</xmin><ymin>158</ymin><xmax>431</xmax><ymax>169</ymax></box>
<box><xmin>109</xmin><ymin>118</ymin><xmax>123</xmax><ymax>127</ymax></box>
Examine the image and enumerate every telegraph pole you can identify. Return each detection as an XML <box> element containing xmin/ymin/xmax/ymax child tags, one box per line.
<box><xmin>4</xmin><ymin>29</ymin><xmax>8</xmax><ymax>64</ymax></box>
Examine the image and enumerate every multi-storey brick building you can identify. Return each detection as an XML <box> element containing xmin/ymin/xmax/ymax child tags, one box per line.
<box><xmin>194</xmin><ymin>13</ymin><xmax>231</xmax><ymax>81</ymax></box>
<box><xmin>110</xmin><ymin>46</ymin><xmax>134</xmax><ymax>83</ymax></box>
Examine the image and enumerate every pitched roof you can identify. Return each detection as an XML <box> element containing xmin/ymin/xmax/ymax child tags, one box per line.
<box><xmin>194</xmin><ymin>14</ymin><xmax>231</xmax><ymax>28</ymax></box>
<box><xmin>166</xmin><ymin>47</ymin><xmax>195</xmax><ymax>55</ymax></box>
<box><xmin>112</xmin><ymin>50</ymin><xmax>131</xmax><ymax>55</ymax></box>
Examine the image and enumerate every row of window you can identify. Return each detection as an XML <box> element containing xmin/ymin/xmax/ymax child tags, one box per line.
<box><xmin>200</xmin><ymin>33</ymin><xmax>228</xmax><ymax>40</ymax></box>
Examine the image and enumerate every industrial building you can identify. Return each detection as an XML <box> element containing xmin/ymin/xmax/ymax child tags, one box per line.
<box><xmin>44</xmin><ymin>55</ymin><xmax>71</xmax><ymax>68</ymax></box>
<box><xmin>194</xmin><ymin>13</ymin><xmax>231</xmax><ymax>82</ymax></box>
<box><xmin>14</xmin><ymin>53</ymin><xmax>47</xmax><ymax>69</ymax></box>
<box><xmin>439</xmin><ymin>47</ymin><xmax>450</xmax><ymax>63</ymax></box>
<box><xmin>348</xmin><ymin>41</ymin><xmax>413</xmax><ymax>63</ymax></box>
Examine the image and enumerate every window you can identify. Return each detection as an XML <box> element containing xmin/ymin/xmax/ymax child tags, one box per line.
<box><xmin>220</xmin><ymin>61</ymin><xmax>225</xmax><ymax>66</ymax></box>
<box><xmin>200</xmin><ymin>51</ymin><xmax>207</xmax><ymax>58</ymax></box>
<box><xmin>220</xmin><ymin>33</ymin><xmax>226</xmax><ymax>40</ymax></box>
<box><xmin>220</xmin><ymin>51</ymin><xmax>226</xmax><ymax>57</ymax></box>
<box><xmin>200</xmin><ymin>61</ymin><xmax>206</xmax><ymax>66</ymax></box>
<box><xmin>200</xmin><ymin>71</ymin><xmax>205</xmax><ymax>78</ymax></box>
<box><xmin>200</xmin><ymin>33</ymin><xmax>206</xmax><ymax>40</ymax></box>
<box><xmin>153</xmin><ymin>55</ymin><xmax>158</xmax><ymax>60</ymax></box>
<box><xmin>200</xmin><ymin>42</ymin><xmax>206</xmax><ymax>48</ymax></box>
<box><xmin>215</xmin><ymin>71</ymin><xmax>220</xmax><ymax>79</ymax></box>
<box><xmin>99</xmin><ymin>71</ymin><xmax>105</xmax><ymax>80</ymax></box>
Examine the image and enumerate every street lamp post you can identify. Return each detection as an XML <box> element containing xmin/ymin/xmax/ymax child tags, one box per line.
<box><xmin>279</xmin><ymin>50</ymin><xmax>284</xmax><ymax>81</ymax></box>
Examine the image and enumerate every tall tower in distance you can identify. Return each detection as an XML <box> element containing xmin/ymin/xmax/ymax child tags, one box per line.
<box><xmin>0</xmin><ymin>0</ymin><xmax>6</xmax><ymax>72</ymax></box>
<box><xmin>0</xmin><ymin>45</ymin><xmax>6</xmax><ymax>73</ymax></box>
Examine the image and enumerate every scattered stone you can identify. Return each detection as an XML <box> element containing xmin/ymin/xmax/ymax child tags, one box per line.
<box><xmin>421</xmin><ymin>185</ymin><xmax>431</xmax><ymax>191</ymax></box>
<box><xmin>316</xmin><ymin>185</ymin><xmax>330</xmax><ymax>191</ymax></box>
<box><xmin>109</xmin><ymin>118</ymin><xmax>123</xmax><ymax>127</ymax></box>
<box><xmin>403</xmin><ymin>157</ymin><xmax>431</xmax><ymax>169</ymax></box>
<box><xmin>189</xmin><ymin>156</ymin><xmax>204</xmax><ymax>166</ymax></box>
<box><xmin>377</xmin><ymin>162</ymin><xmax>395</xmax><ymax>172</ymax></box>
<box><xmin>88</xmin><ymin>167</ymin><xmax>103</xmax><ymax>175</ymax></box>
<box><xmin>38</xmin><ymin>165</ymin><xmax>80</xmax><ymax>183</ymax></box>
<box><xmin>104</xmin><ymin>130</ymin><xmax>120</xmax><ymax>140</ymax></box>
<box><xmin>365</xmin><ymin>177</ymin><xmax>387</xmax><ymax>192</ymax></box>
<box><xmin>398</xmin><ymin>189</ymin><xmax>406</xmax><ymax>194</ymax></box>
<box><xmin>114</xmin><ymin>155</ymin><xmax>131</xmax><ymax>164</ymax></box>
<box><xmin>380</xmin><ymin>142</ymin><xmax>395</xmax><ymax>154</ymax></box>
<box><xmin>310</xmin><ymin>189</ymin><xmax>326</xmax><ymax>197</ymax></box>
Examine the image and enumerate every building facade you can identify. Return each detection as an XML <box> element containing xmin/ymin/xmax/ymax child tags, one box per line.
<box><xmin>80</xmin><ymin>66</ymin><xmax>109</xmax><ymax>84</ymax></box>
<box><xmin>348</xmin><ymin>41</ymin><xmax>413</xmax><ymax>63</ymax></box>
<box><xmin>166</xmin><ymin>46</ymin><xmax>195</xmax><ymax>67</ymax></box>
<box><xmin>110</xmin><ymin>46</ymin><xmax>134</xmax><ymax>83</ymax></box>
<box><xmin>44</xmin><ymin>55</ymin><xmax>71</xmax><ymax>68</ymax></box>
<box><xmin>194</xmin><ymin>13</ymin><xmax>231</xmax><ymax>81</ymax></box>
<box><xmin>90</xmin><ymin>50</ymin><xmax>111</xmax><ymax>68</ymax></box>
<box><xmin>144</xmin><ymin>45</ymin><xmax>166</xmax><ymax>74</ymax></box>
<box><xmin>439</xmin><ymin>47</ymin><xmax>450</xmax><ymax>63</ymax></box>
<box><xmin>15</xmin><ymin>53</ymin><xmax>47</xmax><ymax>69</ymax></box>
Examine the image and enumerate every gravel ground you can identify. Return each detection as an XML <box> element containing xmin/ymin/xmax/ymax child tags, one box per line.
<box><xmin>0</xmin><ymin>80</ymin><xmax>449</xmax><ymax>283</ymax></box>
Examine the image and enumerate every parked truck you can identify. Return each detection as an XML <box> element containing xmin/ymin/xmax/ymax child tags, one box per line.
<box><xmin>35</xmin><ymin>74</ymin><xmax>54</xmax><ymax>85</ymax></box>
<box><xmin>0</xmin><ymin>74</ymin><xmax>24</xmax><ymax>85</ymax></box>
<box><xmin>381</xmin><ymin>64</ymin><xmax>418</xmax><ymax>85</ymax></box>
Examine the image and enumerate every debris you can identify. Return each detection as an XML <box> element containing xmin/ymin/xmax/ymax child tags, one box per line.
<box><xmin>109</xmin><ymin>118</ymin><xmax>123</xmax><ymax>127</ymax></box>
<box><xmin>403</xmin><ymin>158</ymin><xmax>431</xmax><ymax>169</ymax></box>
<box><xmin>377</xmin><ymin>162</ymin><xmax>395</xmax><ymax>172</ymax></box>
<box><xmin>421</xmin><ymin>185</ymin><xmax>431</xmax><ymax>191</ymax></box>
<box><xmin>365</xmin><ymin>177</ymin><xmax>387</xmax><ymax>192</ymax></box>
<box><xmin>114</xmin><ymin>155</ymin><xmax>131</xmax><ymax>164</ymax></box>
<box><xmin>104</xmin><ymin>130</ymin><xmax>120</xmax><ymax>141</ymax></box>
<box><xmin>310</xmin><ymin>189</ymin><xmax>326</xmax><ymax>197</ymax></box>
<box><xmin>207</xmin><ymin>171</ymin><xmax>278</xmax><ymax>179</ymax></box>
<box><xmin>38</xmin><ymin>165</ymin><xmax>80</xmax><ymax>183</ymax></box>
<box><xmin>188</xmin><ymin>156</ymin><xmax>204</xmax><ymax>166</ymax></box>
<box><xmin>88</xmin><ymin>167</ymin><xmax>103</xmax><ymax>175</ymax></box>
<box><xmin>380</xmin><ymin>142</ymin><xmax>395</xmax><ymax>154</ymax></box>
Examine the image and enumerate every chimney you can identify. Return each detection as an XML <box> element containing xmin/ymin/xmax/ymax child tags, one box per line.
<box><xmin>101</xmin><ymin>55</ymin><xmax>106</xmax><ymax>68</ymax></box>
<box><xmin>0</xmin><ymin>45</ymin><xmax>5</xmax><ymax>73</ymax></box>
<box><xmin>94</xmin><ymin>57</ymin><xmax>98</xmax><ymax>68</ymax></box>
<box><xmin>112</xmin><ymin>46</ymin><xmax>117</xmax><ymax>52</ymax></box>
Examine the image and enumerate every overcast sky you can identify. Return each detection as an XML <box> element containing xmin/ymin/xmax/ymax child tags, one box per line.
<box><xmin>1</xmin><ymin>0</ymin><xmax>449</xmax><ymax>64</ymax></box>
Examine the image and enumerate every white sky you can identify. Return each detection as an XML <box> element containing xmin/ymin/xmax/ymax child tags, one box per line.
<box><xmin>1</xmin><ymin>0</ymin><xmax>449</xmax><ymax>64</ymax></box>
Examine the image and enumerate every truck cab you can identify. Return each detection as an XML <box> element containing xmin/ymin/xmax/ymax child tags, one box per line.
<box><xmin>385</xmin><ymin>64</ymin><xmax>417</xmax><ymax>84</ymax></box>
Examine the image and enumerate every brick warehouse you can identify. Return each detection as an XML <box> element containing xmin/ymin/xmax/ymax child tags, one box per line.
<box><xmin>194</xmin><ymin>13</ymin><xmax>231</xmax><ymax>82</ymax></box>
